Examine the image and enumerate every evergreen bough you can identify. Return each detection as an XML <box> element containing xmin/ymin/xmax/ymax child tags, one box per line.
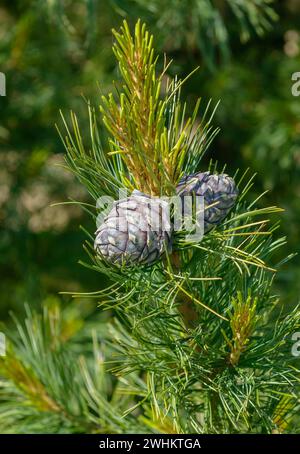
<box><xmin>0</xmin><ymin>20</ymin><xmax>299</xmax><ymax>434</ymax></box>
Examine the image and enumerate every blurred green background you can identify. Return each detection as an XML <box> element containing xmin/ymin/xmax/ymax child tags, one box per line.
<box><xmin>1</xmin><ymin>0</ymin><xmax>300</xmax><ymax>321</ymax></box>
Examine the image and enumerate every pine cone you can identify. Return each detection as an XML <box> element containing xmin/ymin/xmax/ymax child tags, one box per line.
<box><xmin>176</xmin><ymin>171</ymin><xmax>239</xmax><ymax>233</ymax></box>
<box><xmin>94</xmin><ymin>191</ymin><xmax>172</xmax><ymax>266</ymax></box>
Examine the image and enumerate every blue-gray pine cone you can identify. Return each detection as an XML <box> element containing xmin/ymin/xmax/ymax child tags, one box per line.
<box><xmin>176</xmin><ymin>171</ymin><xmax>239</xmax><ymax>233</ymax></box>
<box><xmin>94</xmin><ymin>191</ymin><xmax>172</xmax><ymax>266</ymax></box>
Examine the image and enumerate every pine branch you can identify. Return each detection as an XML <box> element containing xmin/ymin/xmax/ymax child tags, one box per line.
<box><xmin>0</xmin><ymin>302</ymin><xmax>149</xmax><ymax>434</ymax></box>
<box><xmin>100</xmin><ymin>19</ymin><xmax>217</xmax><ymax>195</ymax></box>
<box><xmin>43</xmin><ymin>20</ymin><xmax>300</xmax><ymax>434</ymax></box>
<box><xmin>222</xmin><ymin>292</ymin><xmax>259</xmax><ymax>366</ymax></box>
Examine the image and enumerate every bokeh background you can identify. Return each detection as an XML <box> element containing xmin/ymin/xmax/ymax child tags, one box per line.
<box><xmin>1</xmin><ymin>0</ymin><xmax>300</xmax><ymax>323</ymax></box>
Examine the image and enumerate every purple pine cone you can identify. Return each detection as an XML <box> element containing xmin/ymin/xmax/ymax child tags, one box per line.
<box><xmin>94</xmin><ymin>191</ymin><xmax>172</xmax><ymax>266</ymax></box>
<box><xmin>176</xmin><ymin>171</ymin><xmax>239</xmax><ymax>233</ymax></box>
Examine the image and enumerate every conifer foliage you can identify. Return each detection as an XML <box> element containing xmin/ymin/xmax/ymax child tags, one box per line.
<box><xmin>0</xmin><ymin>19</ymin><xmax>299</xmax><ymax>434</ymax></box>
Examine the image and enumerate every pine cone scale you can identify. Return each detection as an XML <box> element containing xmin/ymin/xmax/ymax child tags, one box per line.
<box><xmin>176</xmin><ymin>171</ymin><xmax>239</xmax><ymax>233</ymax></box>
<box><xmin>95</xmin><ymin>191</ymin><xmax>172</xmax><ymax>266</ymax></box>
